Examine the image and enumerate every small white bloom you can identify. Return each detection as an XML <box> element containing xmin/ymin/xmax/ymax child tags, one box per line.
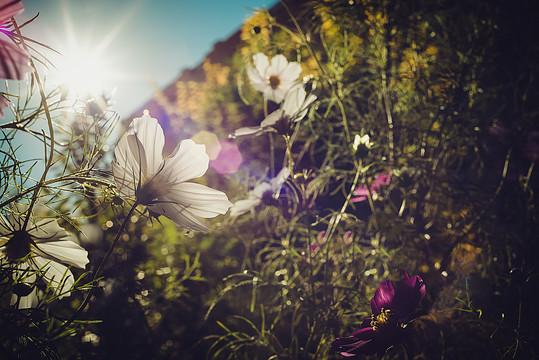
<box><xmin>230</xmin><ymin>168</ymin><xmax>291</xmax><ymax>217</ymax></box>
<box><xmin>0</xmin><ymin>214</ymin><xmax>89</xmax><ymax>309</ymax></box>
<box><xmin>231</xmin><ymin>85</ymin><xmax>316</xmax><ymax>138</ymax></box>
<box><xmin>247</xmin><ymin>53</ymin><xmax>302</xmax><ymax>103</ymax></box>
<box><xmin>113</xmin><ymin>111</ymin><xmax>232</xmax><ymax>232</ymax></box>
<box><xmin>353</xmin><ymin>134</ymin><xmax>373</xmax><ymax>151</ymax></box>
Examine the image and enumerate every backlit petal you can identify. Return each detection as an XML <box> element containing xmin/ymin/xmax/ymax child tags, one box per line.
<box><xmin>130</xmin><ymin>112</ymin><xmax>165</xmax><ymax>177</ymax></box>
<box><xmin>163</xmin><ymin>182</ymin><xmax>232</xmax><ymax>218</ymax></box>
<box><xmin>161</xmin><ymin>139</ymin><xmax>209</xmax><ymax>184</ymax></box>
<box><xmin>230</xmin><ymin>198</ymin><xmax>261</xmax><ymax>217</ymax></box>
<box><xmin>231</xmin><ymin>126</ymin><xmax>265</xmax><ymax>138</ymax></box>
<box><xmin>0</xmin><ymin>39</ymin><xmax>30</xmax><ymax>80</ymax></box>
<box><xmin>35</xmin><ymin>240</ymin><xmax>89</xmax><ymax>269</ymax></box>
<box><xmin>0</xmin><ymin>0</ymin><xmax>24</xmax><ymax>23</ymax></box>
<box><xmin>114</xmin><ymin>130</ymin><xmax>143</xmax><ymax>189</ymax></box>
<box><xmin>148</xmin><ymin>202</ymin><xmax>211</xmax><ymax>232</ymax></box>
<box><xmin>33</xmin><ymin>256</ymin><xmax>74</xmax><ymax>299</ymax></box>
<box><xmin>251</xmin><ymin>182</ymin><xmax>272</xmax><ymax>198</ymax></box>
<box><xmin>269</xmin><ymin>167</ymin><xmax>290</xmax><ymax>191</ymax></box>
<box><xmin>282</xmin><ymin>86</ymin><xmax>306</xmax><ymax>117</ymax></box>
<box><xmin>260</xmin><ymin>110</ymin><xmax>283</xmax><ymax>128</ymax></box>
<box><xmin>112</xmin><ymin>162</ymin><xmax>136</xmax><ymax>198</ymax></box>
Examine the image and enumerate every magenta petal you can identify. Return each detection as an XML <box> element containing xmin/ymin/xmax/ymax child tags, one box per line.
<box><xmin>391</xmin><ymin>272</ymin><xmax>426</xmax><ymax>321</ymax></box>
<box><xmin>350</xmin><ymin>195</ymin><xmax>368</xmax><ymax>203</ymax></box>
<box><xmin>353</xmin><ymin>186</ymin><xmax>368</xmax><ymax>196</ymax></box>
<box><xmin>331</xmin><ymin>327</ymin><xmax>376</xmax><ymax>355</ymax></box>
<box><xmin>0</xmin><ymin>94</ymin><xmax>8</xmax><ymax>118</ymax></box>
<box><xmin>0</xmin><ymin>39</ymin><xmax>30</xmax><ymax>80</ymax></box>
<box><xmin>0</xmin><ymin>0</ymin><xmax>24</xmax><ymax>24</ymax></box>
<box><xmin>372</xmin><ymin>173</ymin><xmax>392</xmax><ymax>190</ymax></box>
<box><xmin>370</xmin><ymin>280</ymin><xmax>395</xmax><ymax>314</ymax></box>
<box><xmin>332</xmin><ymin>326</ymin><xmax>403</xmax><ymax>356</ymax></box>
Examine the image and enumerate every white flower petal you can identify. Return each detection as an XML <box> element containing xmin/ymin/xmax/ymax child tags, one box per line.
<box><xmin>148</xmin><ymin>203</ymin><xmax>211</xmax><ymax>232</ymax></box>
<box><xmin>114</xmin><ymin>131</ymin><xmax>143</xmax><ymax>189</ymax></box>
<box><xmin>282</xmin><ymin>86</ymin><xmax>307</xmax><ymax>116</ymax></box>
<box><xmin>29</xmin><ymin>218</ymin><xmax>67</xmax><ymax>242</ymax></box>
<box><xmin>160</xmin><ymin>139</ymin><xmax>209</xmax><ymax>184</ymax></box>
<box><xmin>112</xmin><ymin>162</ymin><xmax>136</xmax><ymax>198</ymax></box>
<box><xmin>266</xmin><ymin>87</ymin><xmax>287</xmax><ymax>103</ymax></box>
<box><xmin>9</xmin><ymin>262</ymin><xmax>39</xmax><ymax>309</ymax></box>
<box><xmin>294</xmin><ymin>93</ymin><xmax>317</xmax><ymax>122</ymax></box>
<box><xmin>252</xmin><ymin>53</ymin><xmax>270</xmax><ymax>75</ymax></box>
<box><xmin>252</xmin><ymin>182</ymin><xmax>272</xmax><ymax>199</ymax></box>
<box><xmin>163</xmin><ymin>182</ymin><xmax>232</xmax><ymax>218</ymax></box>
<box><xmin>35</xmin><ymin>240</ymin><xmax>89</xmax><ymax>269</ymax></box>
<box><xmin>270</xmin><ymin>168</ymin><xmax>291</xmax><ymax>191</ymax></box>
<box><xmin>130</xmin><ymin>113</ymin><xmax>165</xmax><ymax>177</ymax></box>
<box><xmin>260</xmin><ymin>110</ymin><xmax>284</xmax><ymax>128</ymax></box>
<box><xmin>33</xmin><ymin>257</ymin><xmax>74</xmax><ymax>299</ymax></box>
<box><xmin>230</xmin><ymin>198</ymin><xmax>261</xmax><ymax>217</ymax></box>
<box><xmin>280</xmin><ymin>61</ymin><xmax>302</xmax><ymax>83</ymax></box>
<box><xmin>269</xmin><ymin>54</ymin><xmax>288</xmax><ymax>75</ymax></box>
<box><xmin>231</xmin><ymin>126</ymin><xmax>265</xmax><ymax>138</ymax></box>
<box><xmin>12</xmin><ymin>288</ymin><xmax>38</xmax><ymax>309</ymax></box>
<box><xmin>247</xmin><ymin>67</ymin><xmax>268</xmax><ymax>93</ymax></box>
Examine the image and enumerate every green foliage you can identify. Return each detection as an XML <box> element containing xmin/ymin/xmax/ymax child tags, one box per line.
<box><xmin>1</xmin><ymin>0</ymin><xmax>538</xmax><ymax>359</ymax></box>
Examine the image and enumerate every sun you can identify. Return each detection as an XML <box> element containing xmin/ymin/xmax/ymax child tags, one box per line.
<box><xmin>53</xmin><ymin>43</ymin><xmax>115</xmax><ymax>99</ymax></box>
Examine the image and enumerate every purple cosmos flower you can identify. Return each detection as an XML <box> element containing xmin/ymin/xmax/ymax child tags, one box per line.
<box><xmin>351</xmin><ymin>173</ymin><xmax>392</xmax><ymax>203</ymax></box>
<box><xmin>331</xmin><ymin>272</ymin><xmax>425</xmax><ymax>357</ymax></box>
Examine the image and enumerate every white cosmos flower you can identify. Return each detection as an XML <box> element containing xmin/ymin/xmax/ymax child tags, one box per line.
<box><xmin>0</xmin><ymin>214</ymin><xmax>89</xmax><ymax>309</ymax></box>
<box><xmin>231</xmin><ymin>85</ymin><xmax>316</xmax><ymax>139</ymax></box>
<box><xmin>112</xmin><ymin>111</ymin><xmax>232</xmax><ymax>232</ymax></box>
<box><xmin>230</xmin><ymin>167</ymin><xmax>291</xmax><ymax>217</ymax></box>
<box><xmin>353</xmin><ymin>134</ymin><xmax>373</xmax><ymax>151</ymax></box>
<box><xmin>247</xmin><ymin>53</ymin><xmax>302</xmax><ymax>103</ymax></box>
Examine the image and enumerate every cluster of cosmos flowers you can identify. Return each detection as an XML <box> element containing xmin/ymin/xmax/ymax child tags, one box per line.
<box><xmin>0</xmin><ymin>4</ymin><xmax>426</xmax><ymax>353</ymax></box>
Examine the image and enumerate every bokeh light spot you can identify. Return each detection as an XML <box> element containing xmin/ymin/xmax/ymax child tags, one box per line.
<box><xmin>191</xmin><ymin>130</ymin><xmax>222</xmax><ymax>160</ymax></box>
<box><xmin>210</xmin><ymin>140</ymin><xmax>243</xmax><ymax>174</ymax></box>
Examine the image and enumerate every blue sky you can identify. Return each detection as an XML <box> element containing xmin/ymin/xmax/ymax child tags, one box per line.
<box><xmin>21</xmin><ymin>0</ymin><xmax>276</xmax><ymax>119</ymax></box>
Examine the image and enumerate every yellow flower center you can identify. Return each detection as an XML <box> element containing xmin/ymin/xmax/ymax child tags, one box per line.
<box><xmin>370</xmin><ymin>308</ymin><xmax>395</xmax><ymax>332</ymax></box>
<box><xmin>268</xmin><ymin>75</ymin><xmax>281</xmax><ymax>89</ymax></box>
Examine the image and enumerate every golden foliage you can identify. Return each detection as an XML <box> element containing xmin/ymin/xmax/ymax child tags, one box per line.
<box><xmin>240</xmin><ymin>11</ymin><xmax>272</xmax><ymax>57</ymax></box>
<box><xmin>174</xmin><ymin>59</ymin><xmax>231</xmax><ymax>124</ymax></box>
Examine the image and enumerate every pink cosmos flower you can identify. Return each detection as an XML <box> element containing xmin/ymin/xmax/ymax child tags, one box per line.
<box><xmin>351</xmin><ymin>174</ymin><xmax>392</xmax><ymax>203</ymax></box>
<box><xmin>0</xmin><ymin>0</ymin><xmax>30</xmax><ymax>80</ymax></box>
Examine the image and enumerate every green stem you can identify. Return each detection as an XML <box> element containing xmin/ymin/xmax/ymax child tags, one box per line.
<box><xmin>324</xmin><ymin>161</ymin><xmax>363</xmax><ymax>244</ymax></box>
<box><xmin>57</xmin><ymin>201</ymin><xmax>139</xmax><ymax>332</ymax></box>
<box><xmin>381</xmin><ymin>71</ymin><xmax>395</xmax><ymax>164</ymax></box>
<box><xmin>13</xmin><ymin>20</ymin><xmax>55</xmax><ymax>230</ymax></box>
<box><xmin>279</xmin><ymin>0</ymin><xmax>350</xmax><ymax>143</ymax></box>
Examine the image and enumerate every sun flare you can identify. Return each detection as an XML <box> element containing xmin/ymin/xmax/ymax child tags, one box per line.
<box><xmin>53</xmin><ymin>44</ymin><xmax>115</xmax><ymax>98</ymax></box>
